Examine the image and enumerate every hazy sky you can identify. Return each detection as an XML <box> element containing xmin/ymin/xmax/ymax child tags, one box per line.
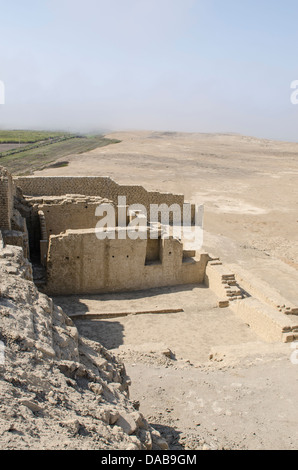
<box><xmin>0</xmin><ymin>0</ymin><xmax>298</xmax><ymax>141</ymax></box>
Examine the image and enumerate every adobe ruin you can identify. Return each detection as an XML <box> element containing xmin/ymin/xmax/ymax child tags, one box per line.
<box><xmin>1</xmin><ymin>166</ymin><xmax>298</xmax><ymax>344</ymax></box>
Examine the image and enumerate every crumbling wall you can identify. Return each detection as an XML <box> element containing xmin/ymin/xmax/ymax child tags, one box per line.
<box><xmin>14</xmin><ymin>176</ymin><xmax>188</xmax><ymax>221</ymax></box>
<box><xmin>204</xmin><ymin>261</ymin><xmax>243</xmax><ymax>307</ymax></box>
<box><xmin>0</xmin><ymin>243</ymin><xmax>167</xmax><ymax>450</ymax></box>
<box><xmin>230</xmin><ymin>297</ymin><xmax>298</xmax><ymax>343</ymax></box>
<box><xmin>0</xmin><ymin>167</ymin><xmax>29</xmax><ymax>257</ymax></box>
<box><xmin>204</xmin><ymin>257</ymin><xmax>298</xmax><ymax>343</ymax></box>
<box><xmin>26</xmin><ymin>195</ymin><xmax>117</xmax><ymax>239</ymax></box>
<box><xmin>45</xmin><ymin>228</ymin><xmax>208</xmax><ymax>295</ymax></box>
<box><xmin>0</xmin><ymin>167</ymin><xmax>14</xmax><ymax>230</ymax></box>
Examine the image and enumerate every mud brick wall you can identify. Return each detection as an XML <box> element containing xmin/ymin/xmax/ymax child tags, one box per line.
<box><xmin>0</xmin><ymin>167</ymin><xmax>14</xmax><ymax>230</ymax></box>
<box><xmin>45</xmin><ymin>228</ymin><xmax>207</xmax><ymax>295</ymax></box>
<box><xmin>14</xmin><ymin>176</ymin><xmax>186</xmax><ymax>216</ymax></box>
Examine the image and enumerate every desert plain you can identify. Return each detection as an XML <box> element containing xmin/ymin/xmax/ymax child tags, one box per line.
<box><xmin>31</xmin><ymin>131</ymin><xmax>298</xmax><ymax>450</ymax></box>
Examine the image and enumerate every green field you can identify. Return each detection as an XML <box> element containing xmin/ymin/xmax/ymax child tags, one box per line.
<box><xmin>0</xmin><ymin>130</ymin><xmax>120</xmax><ymax>175</ymax></box>
<box><xmin>0</xmin><ymin>130</ymin><xmax>69</xmax><ymax>144</ymax></box>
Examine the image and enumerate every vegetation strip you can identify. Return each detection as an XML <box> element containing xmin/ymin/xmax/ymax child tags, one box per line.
<box><xmin>0</xmin><ymin>130</ymin><xmax>120</xmax><ymax>175</ymax></box>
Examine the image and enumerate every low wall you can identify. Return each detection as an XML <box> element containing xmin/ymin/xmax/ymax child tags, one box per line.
<box><xmin>204</xmin><ymin>262</ymin><xmax>242</xmax><ymax>306</ymax></box>
<box><xmin>230</xmin><ymin>298</ymin><xmax>298</xmax><ymax>343</ymax></box>
<box><xmin>204</xmin><ymin>260</ymin><xmax>298</xmax><ymax>343</ymax></box>
<box><xmin>231</xmin><ymin>265</ymin><xmax>298</xmax><ymax>316</ymax></box>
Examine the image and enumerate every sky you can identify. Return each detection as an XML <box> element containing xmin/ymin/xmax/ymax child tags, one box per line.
<box><xmin>0</xmin><ymin>0</ymin><xmax>298</xmax><ymax>141</ymax></box>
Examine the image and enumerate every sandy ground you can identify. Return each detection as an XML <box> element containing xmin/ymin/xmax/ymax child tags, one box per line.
<box><xmin>58</xmin><ymin>285</ymin><xmax>297</xmax><ymax>450</ymax></box>
<box><xmin>126</xmin><ymin>353</ymin><xmax>298</xmax><ymax>450</ymax></box>
<box><xmin>54</xmin><ymin>286</ymin><xmax>258</xmax><ymax>365</ymax></box>
<box><xmin>35</xmin><ymin>131</ymin><xmax>298</xmax><ymax>449</ymax></box>
<box><xmin>35</xmin><ymin>131</ymin><xmax>298</xmax><ymax>303</ymax></box>
<box><xmin>72</xmin><ymin>301</ymin><xmax>297</xmax><ymax>450</ymax></box>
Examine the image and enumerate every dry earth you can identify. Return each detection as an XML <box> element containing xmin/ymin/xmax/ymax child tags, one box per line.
<box><xmin>54</xmin><ymin>286</ymin><xmax>259</xmax><ymax>365</ymax></box>
<box><xmin>0</xmin><ymin>245</ymin><xmax>168</xmax><ymax>450</ymax></box>
<box><xmin>32</xmin><ymin>131</ymin><xmax>298</xmax><ymax>450</ymax></box>
<box><xmin>56</xmin><ymin>288</ymin><xmax>298</xmax><ymax>450</ymax></box>
<box><xmin>35</xmin><ymin>131</ymin><xmax>298</xmax><ymax>300</ymax></box>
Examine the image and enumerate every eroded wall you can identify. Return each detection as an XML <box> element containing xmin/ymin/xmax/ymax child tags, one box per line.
<box><xmin>45</xmin><ymin>228</ymin><xmax>208</xmax><ymax>295</ymax></box>
<box><xmin>14</xmin><ymin>176</ymin><xmax>190</xmax><ymax>223</ymax></box>
<box><xmin>0</xmin><ymin>167</ymin><xmax>14</xmax><ymax>230</ymax></box>
<box><xmin>0</xmin><ymin>167</ymin><xmax>29</xmax><ymax>257</ymax></box>
<box><xmin>26</xmin><ymin>195</ymin><xmax>117</xmax><ymax>239</ymax></box>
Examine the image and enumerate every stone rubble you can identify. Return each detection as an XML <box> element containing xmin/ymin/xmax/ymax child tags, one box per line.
<box><xmin>0</xmin><ymin>244</ymin><xmax>167</xmax><ymax>450</ymax></box>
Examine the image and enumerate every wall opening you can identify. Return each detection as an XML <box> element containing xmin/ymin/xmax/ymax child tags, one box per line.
<box><xmin>145</xmin><ymin>238</ymin><xmax>162</xmax><ymax>266</ymax></box>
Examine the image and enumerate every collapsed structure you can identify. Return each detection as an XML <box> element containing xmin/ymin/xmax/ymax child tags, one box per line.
<box><xmin>1</xmin><ymin>166</ymin><xmax>298</xmax><ymax>344</ymax></box>
<box><xmin>0</xmin><ymin>167</ymin><xmax>29</xmax><ymax>257</ymax></box>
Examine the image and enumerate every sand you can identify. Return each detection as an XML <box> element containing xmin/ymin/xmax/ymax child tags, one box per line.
<box><xmin>34</xmin><ymin>131</ymin><xmax>298</xmax><ymax>302</ymax></box>
<box><xmin>54</xmin><ymin>285</ymin><xmax>258</xmax><ymax>365</ymax></box>
<box><xmin>34</xmin><ymin>131</ymin><xmax>298</xmax><ymax>449</ymax></box>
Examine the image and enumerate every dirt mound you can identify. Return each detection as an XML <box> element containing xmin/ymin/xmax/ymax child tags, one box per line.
<box><xmin>0</xmin><ymin>245</ymin><xmax>167</xmax><ymax>450</ymax></box>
